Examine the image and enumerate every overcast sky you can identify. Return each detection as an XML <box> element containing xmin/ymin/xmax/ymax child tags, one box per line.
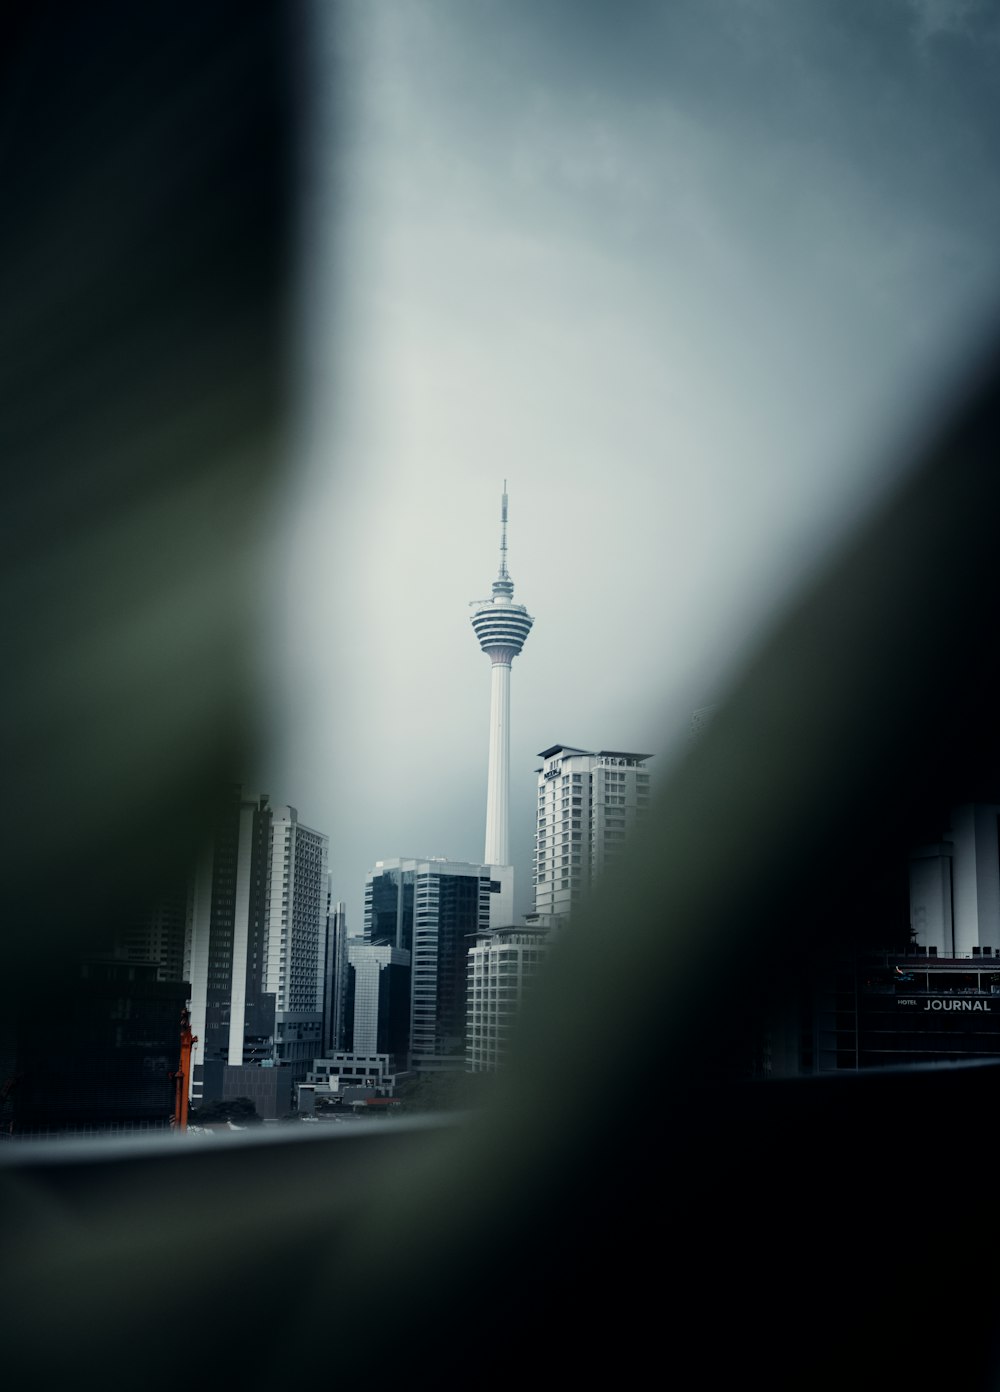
<box><xmin>257</xmin><ymin>0</ymin><xmax>1000</xmax><ymax>930</ymax></box>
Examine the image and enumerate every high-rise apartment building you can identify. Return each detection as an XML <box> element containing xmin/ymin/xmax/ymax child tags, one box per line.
<box><xmin>471</xmin><ymin>486</ymin><xmax>533</xmax><ymax>927</ymax></box>
<box><xmin>466</xmin><ymin>921</ymin><xmax>550</xmax><ymax>1073</ymax></box>
<box><xmin>533</xmin><ymin>746</ymin><xmax>652</xmax><ymax>920</ymax></box>
<box><xmin>365</xmin><ymin>857</ymin><xmax>493</xmax><ymax>1071</ymax></box>
<box><xmin>186</xmin><ymin>790</ymin><xmax>330</xmax><ymax>1109</ymax></box>
<box><xmin>264</xmin><ymin>804</ymin><xmax>328</xmax><ymax>1075</ymax></box>
<box><xmin>187</xmin><ymin>789</ymin><xmax>274</xmax><ymax>1104</ymax></box>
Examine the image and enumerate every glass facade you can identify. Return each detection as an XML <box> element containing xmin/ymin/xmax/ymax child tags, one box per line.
<box><xmin>366</xmin><ymin>868</ymin><xmax>414</xmax><ymax>953</ymax></box>
<box><xmin>364</xmin><ymin>859</ymin><xmax>491</xmax><ymax>1066</ymax></box>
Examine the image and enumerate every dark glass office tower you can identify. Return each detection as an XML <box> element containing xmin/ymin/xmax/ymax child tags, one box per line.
<box><xmin>188</xmin><ymin>788</ymin><xmax>275</xmax><ymax>1103</ymax></box>
<box><xmin>364</xmin><ymin>858</ymin><xmax>493</xmax><ymax>1070</ymax></box>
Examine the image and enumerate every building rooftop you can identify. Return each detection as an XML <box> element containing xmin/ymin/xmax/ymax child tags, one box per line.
<box><xmin>536</xmin><ymin>744</ymin><xmax>652</xmax><ymax>762</ymax></box>
<box><xmin>469</xmin><ymin>921</ymin><xmax>553</xmax><ymax>942</ymax></box>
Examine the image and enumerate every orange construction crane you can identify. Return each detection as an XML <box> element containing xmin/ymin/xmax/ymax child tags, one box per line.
<box><xmin>171</xmin><ymin>1008</ymin><xmax>197</xmax><ymax>1131</ymax></box>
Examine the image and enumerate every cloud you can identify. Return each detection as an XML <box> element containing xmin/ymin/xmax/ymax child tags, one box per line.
<box><xmin>271</xmin><ymin>0</ymin><xmax>1000</xmax><ymax>928</ymax></box>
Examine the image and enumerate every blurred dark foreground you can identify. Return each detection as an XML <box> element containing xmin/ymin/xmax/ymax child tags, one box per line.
<box><xmin>3</xmin><ymin>6</ymin><xmax>1000</xmax><ymax>1390</ymax></box>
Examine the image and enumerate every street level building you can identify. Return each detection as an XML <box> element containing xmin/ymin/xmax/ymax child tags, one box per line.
<box><xmin>758</xmin><ymin>802</ymin><xmax>1000</xmax><ymax>1079</ymax></box>
<box><xmin>861</xmin><ymin>950</ymin><xmax>1000</xmax><ymax>1065</ymax></box>
<box><xmin>303</xmin><ymin>1053</ymin><xmax>405</xmax><ymax>1099</ymax></box>
<box><xmin>784</xmin><ymin>948</ymin><xmax>1000</xmax><ymax>1075</ymax></box>
<box><xmin>533</xmin><ymin>746</ymin><xmax>652</xmax><ymax>920</ymax></box>
<box><xmin>264</xmin><ymin>804</ymin><xmax>328</xmax><ymax>1077</ymax></box>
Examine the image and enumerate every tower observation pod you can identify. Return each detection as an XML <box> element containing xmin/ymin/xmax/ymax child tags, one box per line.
<box><xmin>470</xmin><ymin>484</ymin><xmax>534</xmax><ymax>869</ymax></box>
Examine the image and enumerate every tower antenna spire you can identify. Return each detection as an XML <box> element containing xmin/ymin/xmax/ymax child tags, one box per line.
<box><xmin>489</xmin><ymin>482</ymin><xmax>514</xmax><ymax>599</ymax></box>
<box><xmin>499</xmin><ymin>480</ymin><xmax>509</xmax><ymax>581</ymax></box>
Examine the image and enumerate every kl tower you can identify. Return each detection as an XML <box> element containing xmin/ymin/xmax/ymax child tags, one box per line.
<box><xmin>471</xmin><ymin>484</ymin><xmax>534</xmax><ymax>927</ymax></box>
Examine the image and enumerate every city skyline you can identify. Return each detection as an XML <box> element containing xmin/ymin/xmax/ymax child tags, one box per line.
<box><xmin>256</xmin><ymin>1</ymin><xmax>1000</xmax><ymax>934</ymax></box>
<box><xmin>6</xmin><ymin>5</ymin><xmax>1000</xmax><ymax>1383</ymax></box>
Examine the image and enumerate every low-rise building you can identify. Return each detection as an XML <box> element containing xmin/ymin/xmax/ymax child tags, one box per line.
<box><xmin>302</xmin><ymin>1052</ymin><xmax>406</xmax><ymax>1098</ymax></box>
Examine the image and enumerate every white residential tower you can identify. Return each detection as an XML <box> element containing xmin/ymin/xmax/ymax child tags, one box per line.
<box><xmin>533</xmin><ymin>745</ymin><xmax>652</xmax><ymax>920</ymax></box>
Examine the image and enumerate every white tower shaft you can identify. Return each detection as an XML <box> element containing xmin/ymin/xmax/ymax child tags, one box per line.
<box><xmin>484</xmin><ymin>658</ymin><xmax>511</xmax><ymax>865</ymax></box>
<box><xmin>471</xmin><ymin>486</ymin><xmax>533</xmax><ymax>916</ymax></box>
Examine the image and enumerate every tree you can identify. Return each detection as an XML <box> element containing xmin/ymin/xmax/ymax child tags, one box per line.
<box><xmin>189</xmin><ymin>1095</ymin><xmax>260</xmax><ymax>1125</ymax></box>
<box><xmin>393</xmin><ymin>1070</ymin><xmax>493</xmax><ymax>1114</ymax></box>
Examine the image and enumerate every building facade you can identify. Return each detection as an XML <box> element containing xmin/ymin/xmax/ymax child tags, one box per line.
<box><xmin>116</xmin><ymin>881</ymin><xmax>189</xmax><ymax>984</ymax></box>
<box><xmin>466</xmin><ymin>921</ymin><xmax>551</xmax><ymax>1073</ymax></box>
<box><xmin>533</xmin><ymin>746</ymin><xmax>652</xmax><ymax>920</ymax></box>
<box><xmin>302</xmin><ymin>939</ymin><xmax>413</xmax><ymax>1108</ymax></box>
<box><xmin>186</xmin><ymin>789</ymin><xmax>275</xmax><ymax>1104</ymax></box>
<box><xmin>303</xmin><ymin>1052</ymin><xmax>404</xmax><ymax>1099</ymax></box>
<box><xmin>322</xmin><ymin>889</ymin><xmax>348</xmax><ymax>1056</ymax></box>
<box><xmin>185</xmin><ymin>790</ymin><xmax>330</xmax><ymax>1106</ymax></box>
<box><xmin>3</xmin><ymin>959</ymin><xmax>189</xmax><ymax>1136</ymax></box>
<box><xmin>264</xmin><ymin>804</ymin><xmax>328</xmax><ymax>1077</ymax></box>
<box><xmin>365</xmin><ymin>857</ymin><xmax>493</xmax><ymax>1072</ymax></box>
<box><xmin>762</xmin><ymin>803</ymin><xmax>1000</xmax><ymax>1078</ymax></box>
<box><xmin>774</xmin><ymin>946</ymin><xmax>1000</xmax><ymax>1077</ymax></box>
